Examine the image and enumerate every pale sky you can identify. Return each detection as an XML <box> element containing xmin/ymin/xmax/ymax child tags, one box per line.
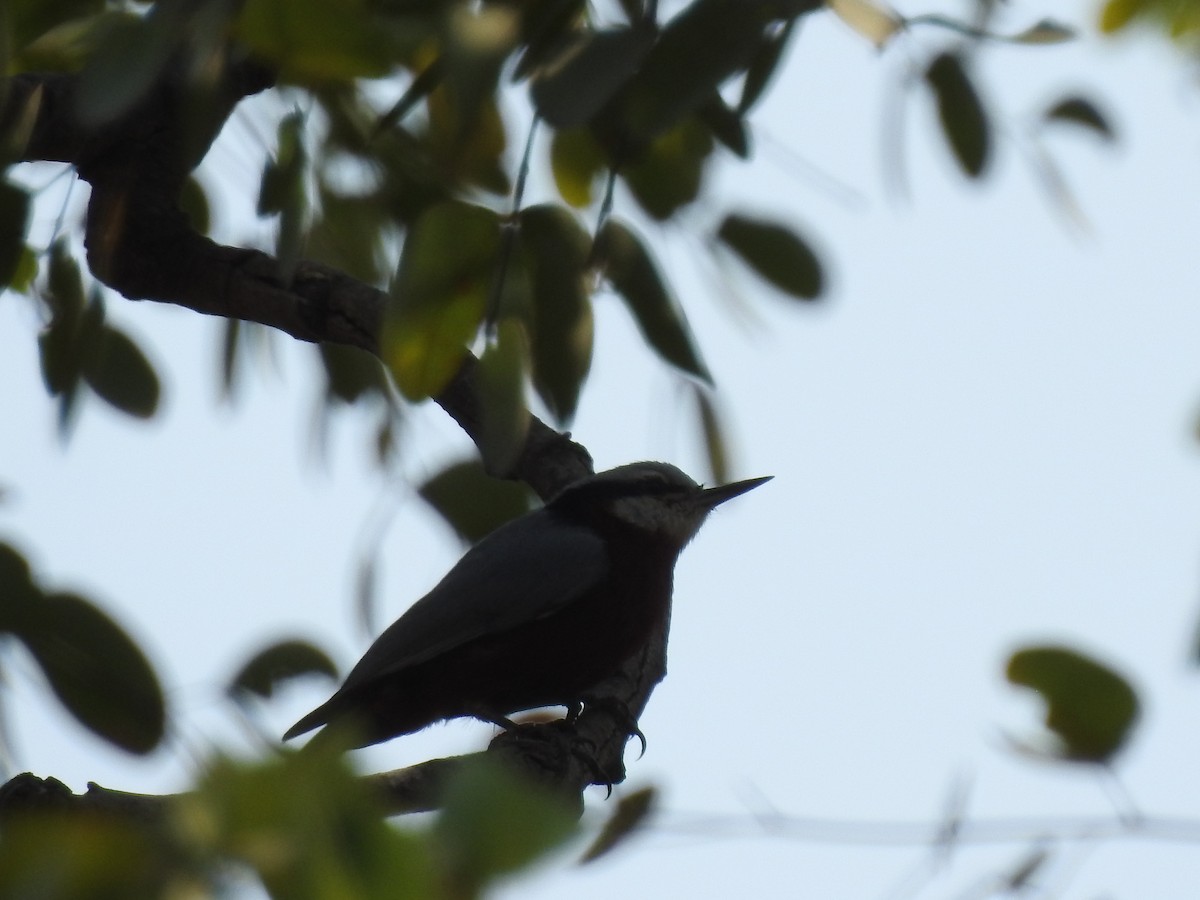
<box><xmin>4</xmin><ymin>2</ymin><xmax>1200</xmax><ymax>897</ymax></box>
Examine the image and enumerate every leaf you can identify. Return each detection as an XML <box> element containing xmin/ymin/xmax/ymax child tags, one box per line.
<box><xmin>1008</xmin><ymin>18</ymin><xmax>1076</xmax><ymax>44</ymax></box>
<box><xmin>0</xmin><ymin>181</ymin><xmax>31</xmax><ymax>289</ymax></box>
<box><xmin>694</xmin><ymin>386</ymin><xmax>729</xmax><ymax>485</ymax></box>
<box><xmin>227</xmin><ymin>639</ymin><xmax>339</xmax><ymax>701</ymax></box>
<box><xmin>477</xmin><ymin>319</ymin><xmax>531</xmax><ymax>476</ymax></box>
<box><xmin>258</xmin><ymin>111</ymin><xmax>309</xmax><ymax>280</ymax></box>
<box><xmin>580</xmin><ymin>786</ymin><xmax>656</xmax><ymax>863</ymax></box>
<box><xmin>383</xmin><ymin>201</ymin><xmax>500</xmax><ymax>401</ymax></box>
<box><xmin>418</xmin><ymin>460</ymin><xmax>534</xmax><ymax>545</ymax></box>
<box><xmin>717</xmin><ymin>213</ymin><xmax>823</xmax><ymax>300</ymax></box>
<box><xmin>1006</xmin><ymin>645</ymin><xmax>1140</xmax><ymax>763</ymax></box>
<box><xmin>924</xmin><ymin>52</ymin><xmax>990</xmax><ymax>179</ymax></box>
<box><xmin>435</xmin><ymin>758</ymin><xmax>577</xmax><ymax>891</ymax></box>
<box><xmin>1043</xmin><ymin>96</ymin><xmax>1115</xmax><ymax>142</ymax></box>
<box><xmin>1099</xmin><ymin>0</ymin><xmax>1148</xmax><ymax>34</ymax></box>
<box><xmin>738</xmin><ymin>18</ymin><xmax>796</xmax><ymax>114</ymax></box>
<box><xmin>622</xmin><ymin>116</ymin><xmax>713</xmax><ymax>220</ymax></box>
<box><xmin>698</xmin><ymin>93</ymin><xmax>748</xmax><ymax>158</ymax></box>
<box><xmin>827</xmin><ymin>0</ymin><xmax>904</xmax><ymax>48</ymax></box>
<box><xmin>82</xmin><ymin>324</ymin><xmax>161</xmax><ymax>419</ymax></box>
<box><xmin>15</xmin><ymin>591</ymin><xmax>166</xmax><ymax>754</ymax></box>
<box><xmin>531</xmin><ymin>24</ymin><xmax>657</xmax><ymax>128</ymax></box>
<box><xmin>0</xmin><ymin>543</ymin><xmax>40</xmax><ymax>630</ymax></box>
<box><xmin>179</xmin><ymin>175</ymin><xmax>211</xmax><ymax>234</ymax></box>
<box><xmin>234</xmin><ymin>0</ymin><xmax>397</xmax><ymax>83</ymax></box>
<box><xmin>598</xmin><ymin>218</ymin><xmax>709</xmax><ymax>381</ymax></box>
<box><xmin>517</xmin><ymin>204</ymin><xmax>593</xmax><ymax>422</ymax></box>
<box><xmin>320</xmin><ymin>342</ymin><xmax>388</xmax><ymax>404</ymax></box>
<box><xmin>73</xmin><ymin>8</ymin><xmax>182</xmax><ymax>126</ymax></box>
<box><xmin>550</xmin><ymin>127</ymin><xmax>607</xmax><ymax>208</ymax></box>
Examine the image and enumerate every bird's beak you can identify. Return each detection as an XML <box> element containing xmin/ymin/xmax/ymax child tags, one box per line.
<box><xmin>701</xmin><ymin>475</ymin><xmax>773</xmax><ymax>508</ymax></box>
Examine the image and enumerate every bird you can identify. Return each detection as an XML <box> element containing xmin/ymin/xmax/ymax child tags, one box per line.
<box><xmin>283</xmin><ymin>461</ymin><xmax>771</xmax><ymax>749</ymax></box>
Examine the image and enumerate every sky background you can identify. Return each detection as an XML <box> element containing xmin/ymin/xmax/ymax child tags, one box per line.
<box><xmin>4</xmin><ymin>0</ymin><xmax>1200</xmax><ymax>897</ymax></box>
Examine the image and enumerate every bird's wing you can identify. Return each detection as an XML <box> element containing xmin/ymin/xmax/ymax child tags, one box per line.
<box><xmin>337</xmin><ymin>509</ymin><xmax>609</xmax><ymax>693</ymax></box>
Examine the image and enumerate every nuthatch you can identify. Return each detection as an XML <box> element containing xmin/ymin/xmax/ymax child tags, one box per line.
<box><xmin>283</xmin><ymin>462</ymin><xmax>771</xmax><ymax>748</ymax></box>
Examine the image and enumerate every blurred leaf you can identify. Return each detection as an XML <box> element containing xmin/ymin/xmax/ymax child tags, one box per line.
<box><xmin>1006</xmin><ymin>644</ymin><xmax>1140</xmax><ymax>763</ymax></box>
<box><xmin>739</xmin><ymin>19</ymin><xmax>796</xmax><ymax>113</ymax></box>
<box><xmin>478</xmin><ymin>319</ymin><xmax>531</xmax><ymax>476</ymax></box>
<box><xmin>44</xmin><ymin>239</ymin><xmax>85</xmax><ymax>324</ymax></box>
<box><xmin>7</xmin><ymin>0</ymin><xmax>106</xmax><ymax>55</ymax></box>
<box><xmin>188</xmin><ymin>750</ymin><xmax>436</xmax><ymax>898</ymax></box>
<box><xmin>37</xmin><ymin>242</ymin><xmax>87</xmax><ymax>408</ymax></box>
<box><xmin>435</xmin><ymin>758</ymin><xmax>577</xmax><ymax>892</ymax></box>
<box><xmin>427</xmin><ymin>89</ymin><xmax>510</xmax><ymax>194</ymax></box>
<box><xmin>612</xmin><ymin>0</ymin><xmax>769</xmax><ymax>144</ymax></box>
<box><xmin>320</xmin><ymin>342</ymin><xmax>388</xmax><ymax>404</ymax></box>
<box><xmin>717</xmin><ymin>213</ymin><xmax>823</xmax><ymax>300</ymax></box>
<box><xmin>1009</xmin><ymin>18</ymin><xmax>1076</xmax><ymax>44</ymax></box>
<box><xmin>235</xmin><ymin>0</ymin><xmax>397</xmax><ymax>82</ymax></box>
<box><xmin>531</xmin><ymin>24</ymin><xmax>657</xmax><ymax>128</ymax></box>
<box><xmin>227</xmin><ymin>639</ymin><xmax>338</xmax><ymax>701</ymax></box>
<box><xmin>518</xmin><ymin>204</ymin><xmax>593</xmax><ymax>422</ymax></box>
<box><xmin>0</xmin><ymin>181</ymin><xmax>31</xmax><ymax>289</ymax></box>
<box><xmin>418</xmin><ymin>460</ymin><xmax>534</xmax><ymax>545</ymax></box>
<box><xmin>14</xmin><ymin>591</ymin><xmax>166</xmax><ymax>754</ymax></box>
<box><xmin>622</xmin><ymin>116</ymin><xmax>713</xmax><ymax>220</ymax></box>
<box><xmin>383</xmin><ymin>201</ymin><xmax>500</xmax><ymax>401</ymax></box>
<box><xmin>598</xmin><ymin>218</ymin><xmax>709</xmax><ymax>381</ymax></box>
<box><xmin>1100</xmin><ymin>0</ymin><xmax>1146</xmax><ymax>33</ymax></box>
<box><xmin>82</xmin><ymin>324</ymin><xmax>161</xmax><ymax>419</ymax></box>
<box><xmin>1043</xmin><ymin>96</ymin><xmax>1115</xmax><ymax>142</ymax></box>
<box><xmin>220</xmin><ymin>317</ymin><xmax>240</xmax><ymax>400</ymax></box>
<box><xmin>0</xmin><ymin>543</ymin><xmax>40</xmax><ymax>628</ymax></box>
<box><xmin>828</xmin><ymin>0</ymin><xmax>904</xmax><ymax>48</ymax></box>
<box><xmin>694</xmin><ymin>386</ymin><xmax>729</xmax><ymax>485</ymax></box>
<box><xmin>308</xmin><ymin>186</ymin><xmax>391</xmax><ymax>285</ymax></box>
<box><xmin>580</xmin><ymin>785</ymin><xmax>656</xmax><ymax>863</ymax></box>
<box><xmin>550</xmin><ymin>127</ymin><xmax>607</xmax><ymax>208</ymax></box>
<box><xmin>698</xmin><ymin>93</ymin><xmax>748</xmax><ymax>158</ymax></box>
<box><xmin>258</xmin><ymin>111</ymin><xmax>309</xmax><ymax>280</ymax></box>
<box><xmin>924</xmin><ymin>52</ymin><xmax>990</xmax><ymax>178</ymax></box>
<box><xmin>512</xmin><ymin>0</ymin><xmax>588</xmax><ymax>79</ymax></box>
<box><xmin>7</xmin><ymin>246</ymin><xmax>38</xmax><ymax>293</ymax></box>
<box><xmin>73</xmin><ymin>9</ymin><xmax>180</xmax><ymax>126</ymax></box>
<box><xmin>179</xmin><ymin>175</ymin><xmax>211</xmax><ymax>234</ymax></box>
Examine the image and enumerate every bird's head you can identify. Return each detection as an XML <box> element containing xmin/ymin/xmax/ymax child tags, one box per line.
<box><xmin>553</xmin><ymin>461</ymin><xmax>772</xmax><ymax>548</ymax></box>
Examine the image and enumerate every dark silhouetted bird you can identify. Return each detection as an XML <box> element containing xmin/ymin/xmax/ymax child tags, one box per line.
<box><xmin>283</xmin><ymin>462</ymin><xmax>770</xmax><ymax>749</ymax></box>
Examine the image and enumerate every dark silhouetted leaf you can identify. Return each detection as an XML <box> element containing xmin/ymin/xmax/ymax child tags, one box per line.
<box><xmin>1006</xmin><ymin>644</ymin><xmax>1139</xmax><ymax>763</ymax></box>
<box><xmin>531</xmin><ymin>25</ymin><xmax>657</xmax><ymax>127</ymax></box>
<box><xmin>227</xmin><ymin>639</ymin><xmax>339</xmax><ymax>701</ymax></box>
<box><xmin>83</xmin><ymin>325</ymin><xmax>161</xmax><ymax>419</ymax></box>
<box><xmin>1009</xmin><ymin>18</ymin><xmax>1076</xmax><ymax>43</ymax></box>
<box><xmin>0</xmin><ymin>181</ymin><xmax>31</xmax><ymax>289</ymax></box>
<box><xmin>419</xmin><ymin>460</ymin><xmax>534</xmax><ymax>545</ymax></box>
<box><xmin>179</xmin><ymin>175</ymin><xmax>211</xmax><ymax>234</ymax></box>
<box><xmin>478</xmin><ymin>319</ymin><xmax>531</xmax><ymax>476</ymax></box>
<box><xmin>695</xmin><ymin>386</ymin><xmax>729</xmax><ymax>485</ymax></box>
<box><xmin>698</xmin><ymin>93</ymin><xmax>748</xmax><ymax>158</ymax></box>
<box><xmin>383</xmin><ymin>201</ymin><xmax>500</xmax><ymax>400</ymax></box>
<box><xmin>717</xmin><ymin>213</ymin><xmax>823</xmax><ymax>299</ymax></box>
<box><xmin>320</xmin><ymin>342</ymin><xmax>388</xmax><ymax>404</ymax></box>
<box><xmin>1043</xmin><ymin>96</ymin><xmax>1115</xmax><ymax>142</ymax></box>
<box><xmin>517</xmin><ymin>204</ymin><xmax>593</xmax><ymax>422</ymax></box>
<box><xmin>924</xmin><ymin>52</ymin><xmax>990</xmax><ymax>178</ymax></box>
<box><xmin>550</xmin><ymin>127</ymin><xmax>607</xmax><ymax>207</ymax></box>
<box><xmin>308</xmin><ymin>186</ymin><xmax>392</xmax><ymax>285</ymax></box>
<box><xmin>435</xmin><ymin>758</ymin><xmax>577</xmax><ymax>890</ymax></box>
<box><xmin>0</xmin><ymin>543</ymin><xmax>40</xmax><ymax>629</ymax></box>
<box><xmin>622</xmin><ymin>116</ymin><xmax>713</xmax><ymax>220</ymax></box>
<box><xmin>738</xmin><ymin>18</ymin><xmax>796</xmax><ymax>113</ymax></box>
<box><xmin>15</xmin><ymin>591</ymin><xmax>165</xmax><ymax>754</ymax></box>
<box><xmin>258</xmin><ymin>111</ymin><xmax>308</xmax><ymax>280</ymax></box>
<box><xmin>598</xmin><ymin>218</ymin><xmax>709</xmax><ymax>380</ymax></box>
<box><xmin>581</xmin><ymin>785</ymin><xmax>656</xmax><ymax>863</ymax></box>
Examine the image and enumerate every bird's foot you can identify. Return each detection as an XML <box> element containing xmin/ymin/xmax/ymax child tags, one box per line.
<box><xmin>577</xmin><ymin>696</ymin><xmax>647</xmax><ymax>759</ymax></box>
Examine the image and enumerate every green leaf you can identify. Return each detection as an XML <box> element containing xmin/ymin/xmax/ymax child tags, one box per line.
<box><xmin>517</xmin><ymin>204</ymin><xmax>593</xmax><ymax>422</ymax></box>
<box><xmin>418</xmin><ymin>460</ymin><xmax>534</xmax><ymax>545</ymax></box>
<box><xmin>320</xmin><ymin>342</ymin><xmax>388</xmax><ymax>404</ymax></box>
<box><xmin>179</xmin><ymin>175</ymin><xmax>211</xmax><ymax>234</ymax></box>
<box><xmin>0</xmin><ymin>543</ymin><xmax>40</xmax><ymax>630</ymax></box>
<box><xmin>550</xmin><ymin>127</ymin><xmax>607</xmax><ymax>208</ymax></box>
<box><xmin>531</xmin><ymin>24</ymin><xmax>657</xmax><ymax>128</ymax></box>
<box><xmin>258</xmin><ymin>111</ymin><xmax>309</xmax><ymax>280</ymax></box>
<box><xmin>924</xmin><ymin>52</ymin><xmax>990</xmax><ymax>179</ymax></box>
<box><xmin>581</xmin><ymin>785</ymin><xmax>656</xmax><ymax>863</ymax></box>
<box><xmin>598</xmin><ymin>218</ymin><xmax>709</xmax><ymax>381</ymax></box>
<box><xmin>698</xmin><ymin>93</ymin><xmax>748</xmax><ymax>158</ymax></box>
<box><xmin>738</xmin><ymin>18</ymin><xmax>796</xmax><ymax>113</ymax></box>
<box><xmin>234</xmin><ymin>0</ymin><xmax>397</xmax><ymax>83</ymax></box>
<box><xmin>15</xmin><ymin>591</ymin><xmax>166</xmax><ymax>754</ymax></box>
<box><xmin>73</xmin><ymin>9</ymin><xmax>179</xmax><ymax>126</ymax></box>
<box><xmin>1006</xmin><ymin>645</ymin><xmax>1140</xmax><ymax>763</ymax></box>
<box><xmin>622</xmin><ymin>116</ymin><xmax>713</xmax><ymax>220</ymax></box>
<box><xmin>0</xmin><ymin>181</ymin><xmax>31</xmax><ymax>289</ymax></box>
<box><xmin>82</xmin><ymin>324</ymin><xmax>161</xmax><ymax>419</ymax></box>
<box><xmin>717</xmin><ymin>213</ymin><xmax>823</xmax><ymax>300</ymax></box>
<box><xmin>227</xmin><ymin>639</ymin><xmax>339</xmax><ymax>701</ymax></box>
<box><xmin>435</xmin><ymin>758</ymin><xmax>577</xmax><ymax>891</ymax></box>
<box><xmin>478</xmin><ymin>319</ymin><xmax>531</xmax><ymax>476</ymax></box>
<box><xmin>383</xmin><ymin>201</ymin><xmax>501</xmax><ymax>401</ymax></box>
<box><xmin>1043</xmin><ymin>96</ymin><xmax>1115</xmax><ymax>142</ymax></box>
